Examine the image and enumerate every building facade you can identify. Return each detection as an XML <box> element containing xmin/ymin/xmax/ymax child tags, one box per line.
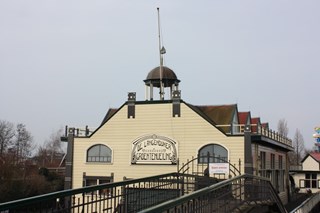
<box><xmin>63</xmin><ymin>66</ymin><xmax>293</xmax><ymax>204</ymax></box>
<box><xmin>291</xmin><ymin>152</ymin><xmax>320</xmax><ymax>193</ymax></box>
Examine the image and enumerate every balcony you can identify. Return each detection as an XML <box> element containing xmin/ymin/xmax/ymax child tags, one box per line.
<box><xmin>216</xmin><ymin>124</ymin><xmax>292</xmax><ymax>148</ymax></box>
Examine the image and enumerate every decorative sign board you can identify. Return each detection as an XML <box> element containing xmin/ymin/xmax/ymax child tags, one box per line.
<box><xmin>209</xmin><ymin>163</ymin><xmax>229</xmax><ymax>174</ymax></box>
<box><xmin>131</xmin><ymin>134</ymin><xmax>178</xmax><ymax>165</ymax></box>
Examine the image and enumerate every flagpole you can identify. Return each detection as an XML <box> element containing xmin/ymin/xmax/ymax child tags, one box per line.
<box><xmin>157</xmin><ymin>7</ymin><xmax>164</xmax><ymax>100</ymax></box>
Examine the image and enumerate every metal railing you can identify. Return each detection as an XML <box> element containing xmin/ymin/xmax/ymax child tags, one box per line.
<box><xmin>290</xmin><ymin>192</ymin><xmax>320</xmax><ymax>213</ymax></box>
<box><xmin>139</xmin><ymin>174</ymin><xmax>287</xmax><ymax>213</ymax></box>
<box><xmin>0</xmin><ymin>173</ymin><xmax>185</xmax><ymax>213</ymax></box>
<box><xmin>63</xmin><ymin>125</ymin><xmax>95</xmax><ymax>137</ymax></box>
<box><xmin>0</xmin><ymin>173</ymin><xmax>286</xmax><ymax>213</ymax></box>
<box><xmin>178</xmin><ymin>155</ymin><xmax>241</xmax><ymax>180</ymax></box>
<box><xmin>216</xmin><ymin>124</ymin><xmax>292</xmax><ymax>147</ymax></box>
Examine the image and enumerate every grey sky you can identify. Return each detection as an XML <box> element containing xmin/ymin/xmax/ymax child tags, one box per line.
<box><xmin>0</xmin><ymin>0</ymin><xmax>319</xmax><ymax>149</ymax></box>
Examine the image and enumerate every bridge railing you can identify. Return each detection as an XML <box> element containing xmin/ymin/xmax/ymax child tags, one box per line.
<box><xmin>0</xmin><ymin>173</ymin><xmax>286</xmax><ymax>213</ymax></box>
<box><xmin>0</xmin><ymin>172</ymin><xmax>188</xmax><ymax>213</ymax></box>
<box><xmin>139</xmin><ymin>174</ymin><xmax>287</xmax><ymax>213</ymax></box>
<box><xmin>290</xmin><ymin>192</ymin><xmax>320</xmax><ymax>213</ymax></box>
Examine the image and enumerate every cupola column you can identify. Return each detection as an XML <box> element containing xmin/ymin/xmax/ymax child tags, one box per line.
<box><xmin>145</xmin><ymin>85</ymin><xmax>149</xmax><ymax>101</ymax></box>
<box><xmin>150</xmin><ymin>83</ymin><xmax>154</xmax><ymax>101</ymax></box>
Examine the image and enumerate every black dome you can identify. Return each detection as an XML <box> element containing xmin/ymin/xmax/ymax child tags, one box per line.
<box><xmin>144</xmin><ymin>66</ymin><xmax>180</xmax><ymax>87</ymax></box>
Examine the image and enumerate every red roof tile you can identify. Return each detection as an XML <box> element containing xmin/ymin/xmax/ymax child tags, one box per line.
<box><xmin>310</xmin><ymin>152</ymin><xmax>320</xmax><ymax>162</ymax></box>
<box><xmin>251</xmin><ymin>117</ymin><xmax>261</xmax><ymax>133</ymax></box>
<box><xmin>251</xmin><ymin>117</ymin><xmax>261</xmax><ymax>125</ymax></box>
<box><xmin>238</xmin><ymin>112</ymin><xmax>250</xmax><ymax>125</ymax></box>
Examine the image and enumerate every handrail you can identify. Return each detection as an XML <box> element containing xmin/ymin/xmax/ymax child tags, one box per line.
<box><xmin>290</xmin><ymin>192</ymin><xmax>320</xmax><ymax>213</ymax></box>
<box><xmin>139</xmin><ymin>174</ymin><xmax>287</xmax><ymax>213</ymax></box>
<box><xmin>0</xmin><ymin>172</ymin><xmax>179</xmax><ymax>211</ymax></box>
<box><xmin>138</xmin><ymin>174</ymin><xmax>245</xmax><ymax>213</ymax></box>
<box><xmin>0</xmin><ymin>173</ymin><xmax>287</xmax><ymax>213</ymax></box>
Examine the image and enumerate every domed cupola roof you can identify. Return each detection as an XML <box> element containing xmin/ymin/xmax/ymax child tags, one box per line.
<box><xmin>144</xmin><ymin>66</ymin><xmax>180</xmax><ymax>88</ymax></box>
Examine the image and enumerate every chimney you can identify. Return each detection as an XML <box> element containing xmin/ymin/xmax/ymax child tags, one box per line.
<box><xmin>172</xmin><ymin>90</ymin><xmax>181</xmax><ymax>117</ymax></box>
<box><xmin>127</xmin><ymin>92</ymin><xmax>136</xmax><ymax>119</ymax></box>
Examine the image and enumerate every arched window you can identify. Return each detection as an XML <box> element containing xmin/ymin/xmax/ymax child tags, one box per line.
<box><xmin>198</xmin><ymin>144</ymin><xmax>228</xmax><ymax>163</ymax></box>
<box><xmin>87</xmin><ymin>144</ymin><xmax>112</xmax><ymax>162</ymax></box>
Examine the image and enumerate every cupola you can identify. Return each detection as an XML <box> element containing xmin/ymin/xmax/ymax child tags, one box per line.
<box><xmin>144</xmin><ymin>66</ymin><xmax>180</xmax><ymax>101</ymax></box>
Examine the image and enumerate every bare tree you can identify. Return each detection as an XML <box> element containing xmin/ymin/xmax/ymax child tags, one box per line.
<box><xmin>36</xmin><ymin>145</ymin><xmax>49</xmax><ymax>167</ymax></box>
<box><xmin>0</xmin><ymin>120</ymin><xmax>15</xmax><ymax>156</ymax></box>
<box><xmin>277</xmin><ymin>118</ymin><xmax>289</xmax><ymax>137</ymax></box>
<box><xmin>289</xmin><ymin>129</ymin><xmax>305</xmax><ymax>165</ymax></box>
<box><xmin>14</xmin><ymin>124</ymin><xmax>34</xmax><ymax>163</ymax></box>
<box><xmin>45</xmin><ymin>129</ymin><xmax>64</xmax><ymax>164</ymax></box>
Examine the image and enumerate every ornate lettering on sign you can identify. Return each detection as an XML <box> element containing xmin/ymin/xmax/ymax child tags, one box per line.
<box><xmin>131</xmin><ymin>134</ymin><xmax>178</xmax><ymax>165</ymax></box>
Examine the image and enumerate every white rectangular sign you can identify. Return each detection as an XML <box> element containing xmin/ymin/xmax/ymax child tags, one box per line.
<box><xmin>209</xmin><ymin>163</ymin><xmax>229</xmax><ymax>174</ymax></box>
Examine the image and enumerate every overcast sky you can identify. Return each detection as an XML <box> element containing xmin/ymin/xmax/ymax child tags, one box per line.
<box><xmin>0</xmin><ymin>0</ymin><xmax>319</xmax><ymax>150</ymax></box>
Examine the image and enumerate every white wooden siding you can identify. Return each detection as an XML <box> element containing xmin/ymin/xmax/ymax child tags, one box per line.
<box><xmin>72</xmin><ymin>102</ymin><xmax>245</xmax><ymax>189</ymax></box>
<box><xmin>303</xmin><ymin>156</ymin><xmax>319</xmax><ymax>171</ymax></box>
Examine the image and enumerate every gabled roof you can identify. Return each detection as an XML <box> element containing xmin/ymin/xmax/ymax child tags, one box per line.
<box><xmin>195</xmin><ymin>104</ymin><xmax>238</xmax><ymax>125</ymax></box>
<box><xmin>302</xmin><ymin>152</ymin><xmax>320</xmax><ymax>163</ymax></box>
<box><xmin>101</xmin><ymin>108</ymin><xmax>118</xmax><ymax>125</ymax></box>
<box><xmin>192</xmin><ymin>104</ymin><xmax>238</xmax><ymax>134</ymax></box>
<box><xmin>251</xmin><ymin>117</ymin><xmax>261</xmax><ymax>132</ymax></box>
<box><xmin>238</xmin><ymin>112</ymin><xmax>251</xmax><ymax>125</ymax></box>
<box><xmin>251</xmin><ymin>117</ymin><xmax>261</xmax><ymax>125</ymax></box>
<box><xmin>100</xmin><ymin>103</ymin><xmax>239</xmax><ymax>129</ymax></box>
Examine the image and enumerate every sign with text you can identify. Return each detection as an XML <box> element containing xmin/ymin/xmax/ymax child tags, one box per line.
<box><xmin>131</xmin><ymin>134</ymin><xmax>178</xmax><ymax>165</ymax></box>
<box><xmin>209</xmin><ymin>163</ymin><xmax>229</xmax><ymax>174</ymax></box>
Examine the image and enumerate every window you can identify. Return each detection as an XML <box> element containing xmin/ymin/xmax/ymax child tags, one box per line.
<box><xmin>278</xmin><ymin>156</ymin><xmax>283</xmax><ymax>170</ymax></box>
<box><xmin>84</xmin><ymin>176</ymin><xmax>113</xmax><ymax>195</ymax></box>
<box><xmin>259</xmin><ymin>151</ymin><xmax>266</xmax><ymax>178</ymax></box>
<box><xmin>260</xmin><ymin>152</ymin><xmax>266</xmax><ymax>169</ymax></box>
<box><xmin>269</xmin><ymin>153</ymin><xmax>276</xmax><ymax>188</ymax></box>
<box><xmin>87</xmin><ymin>144</ymin><xmax>112</xmax><ymax>162</ymax></box>
<box><xmin>305</xmin><ymin>173</ymin><xmax>317</xmax><ymax>189</ymax></box>
<box><xmin>271</xmin><ymin>154</ymin><xmax>275</xmax><ymax>169</ymax></box>
<box><xmin>198</xmin><ymin>144</ymin><xmax>228</xmax><ymax>163</ymax></box>
<box><xmin>278</xmin><ymin>155</ymin><xmax>284</xmax><ymax>192</ymax></box>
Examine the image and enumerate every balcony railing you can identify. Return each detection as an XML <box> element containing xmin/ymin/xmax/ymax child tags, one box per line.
<box><xmin>62</xmin><ymin>126</ymin><xmax>95</xmax><ymax>138</ymax></box>
<box><xmin>216</xmin><ymin>124</ymin><xmax>292</xmax><ymax>147</ymax></box>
